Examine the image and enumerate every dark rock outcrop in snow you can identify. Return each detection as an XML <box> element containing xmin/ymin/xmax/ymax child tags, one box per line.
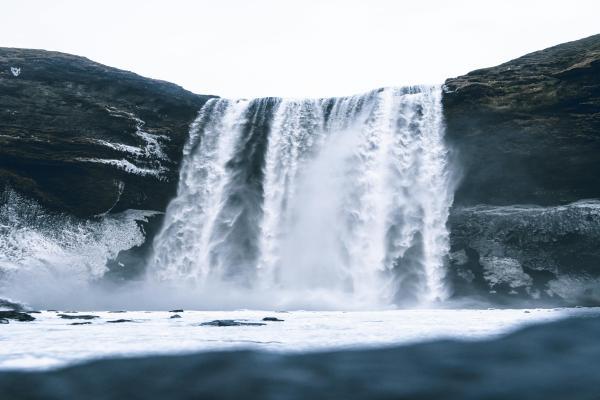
<box><xmin>262</xmin><ymin>317</ymin><xmax>284</xmax><ymax>322</ymax></box>
<box><xmin>0</xmin><ymin>310</ymin><xmax>35</xmax><ymax>322</ymax></box>
<box><xmin>200</xmin><ymin>320</ymin><xmax>266</xmax><ymax>327</ymax></box>
<box><xmin>58</xmin><ymin>314</ymin><xmax>99</xmax><ymax>320</ymax></box>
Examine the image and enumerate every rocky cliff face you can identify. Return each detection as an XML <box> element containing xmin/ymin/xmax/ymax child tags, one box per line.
<box><xmin>444</xmin><ymin>34</ymin><xmax>600</xmax><ymax>305</ymax></box>
<box><xmin>444</xmin><ymin>34</ymin><xmax>600</xmax><ymax>206</ymax></box>
<box><xmin>0</xmin><ymin>48</ymin><xmax>214</xmax><ymax>217</ymax></box>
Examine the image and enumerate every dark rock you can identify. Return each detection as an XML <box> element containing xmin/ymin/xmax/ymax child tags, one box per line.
<box><xmin>0</xmin><ymin>318</ymin><xmax>8</xmax><ymax>324</ymax></box>
<box><xmin>58</xmin><ymin>314</ymin><xmax>98</xmax><ymax>320</ymax></box>
<box><xmin>444</xmin><ymin>34</ymin><xmax>600</xmax><ymax>206</ymax></box>
<box><xmin>444</xmin><ymin>34</ymin><xmax>600</xmax><ymax>306</ymax></box>
<box><xmin>0</xmin><ymin>47</ymin><xmax>215</xmax><ymax>218</ymax></box>
<box><xmin>0</xmin><ymin>311</ymin><xmax>35</xmax><ymax>322</ymax></box>
<box><xmin>262</xmin><ymin>317</ymin><xmax>284</xmax><ymax>322</ymax></box>
<box><xmin>200</xmin><ymin>320</ymin><xmax>266</xmax><ymax>327</ymax></box>
<box><xmin>447</xmin><ymin>201</ymin><xmax>600</xmax><ymax>305</ymax></box>
<box><xmin>70</xmin><ymin>322</ymin><xmax>92</xmax><ymax>326</ymax></box>
<box><xmin>0</xmin><ymin>317</ymin><xmax>599</xmax><ymax>399</ymax></box>
<box><xmin>106</xmin><ymin>319</ymin><xmax>133</xmax><ymax>324</ymax></box>
<box><xmin>170</xmin><ymin>314</ymin><xmax>182</xmax><ymax>319</ymax></box>
<box><xmin>169</xmin><ymin>309</ymin><xmax>184</xmax><ymax>313</ymax></box>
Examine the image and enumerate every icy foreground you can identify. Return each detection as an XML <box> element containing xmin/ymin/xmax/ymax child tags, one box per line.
<box><xmin>1</xmin><ymin>308</ymin><xmax>599</xmax><ymax>370</ymax></box>
<box><xmin>1</xmin><ymin>315</ymin><xmax>600</xmax><ymax>400</ymax></box>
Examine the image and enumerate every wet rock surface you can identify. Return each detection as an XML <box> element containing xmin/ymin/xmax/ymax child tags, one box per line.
<box><xmin>0</xmin><ymin>316</ymin><xmax>599</xmax><ymax>400</ymax></box>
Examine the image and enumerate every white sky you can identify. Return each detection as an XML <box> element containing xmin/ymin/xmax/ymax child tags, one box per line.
<box><xmin>2</xmin><ymin>0</ymin><xmax>599</xmax><ymax>98</ymax></box>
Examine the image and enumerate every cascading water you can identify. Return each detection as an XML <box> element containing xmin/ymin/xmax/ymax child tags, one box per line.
<box><xmin>151</xmin><ymin>86</ymin><xmax>453</xmax><ymax>308</ymax></box>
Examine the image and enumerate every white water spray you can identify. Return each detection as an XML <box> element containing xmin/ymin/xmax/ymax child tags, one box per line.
<box><xmin>151</xmin><ymin>86</ymin><xmax>453</xmax><ymax>308</ymax></box>
<box><xmin>152</xmin><ymin>99</ymin><xmax>252</xmax><ymax>282</ymax></box>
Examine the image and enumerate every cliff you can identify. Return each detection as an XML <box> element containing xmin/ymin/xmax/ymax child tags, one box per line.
<box><xmin>443</xmin><ymin>34</ymin><xmax>600</xmax><ymax>305</ymax></box>
<box><xmin>443</xmin><ymin>34</ymin><xmax>600</xmax><ymax>206</ymax></box>
<box><xmin>0</xmin><ymin>48</ymin><xmax>214</xmax><ymax>217</ymax></box>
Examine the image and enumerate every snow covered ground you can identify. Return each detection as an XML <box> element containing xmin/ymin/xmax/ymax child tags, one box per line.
<box><xmin>2</xmin><ymin>308</ymin><xmax>599</xmax><ymax>370</ymax></box>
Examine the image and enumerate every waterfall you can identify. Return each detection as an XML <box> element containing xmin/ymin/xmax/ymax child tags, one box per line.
<box><xmin>151</xmin><ymin>86</ymin><xmax>453</xmax><ymax>308</ymax></box>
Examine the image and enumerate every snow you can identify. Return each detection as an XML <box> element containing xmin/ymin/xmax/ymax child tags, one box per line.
<box><xmin>1</xmin><ymin>307</ymin><xmax>598</xmax><ymax>370</ymax></box>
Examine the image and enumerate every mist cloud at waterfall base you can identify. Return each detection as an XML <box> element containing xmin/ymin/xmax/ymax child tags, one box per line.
<box><xmin>2</xmin><ymin>277</ymin><xmax>401</xmax><ymax>311</ymax></box>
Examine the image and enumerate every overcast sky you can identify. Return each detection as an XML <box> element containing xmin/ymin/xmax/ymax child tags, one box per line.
<box><xmin>3</xmin><ymin>0</ymin><xmax>599</xmax><ymax>98</ymax></box>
